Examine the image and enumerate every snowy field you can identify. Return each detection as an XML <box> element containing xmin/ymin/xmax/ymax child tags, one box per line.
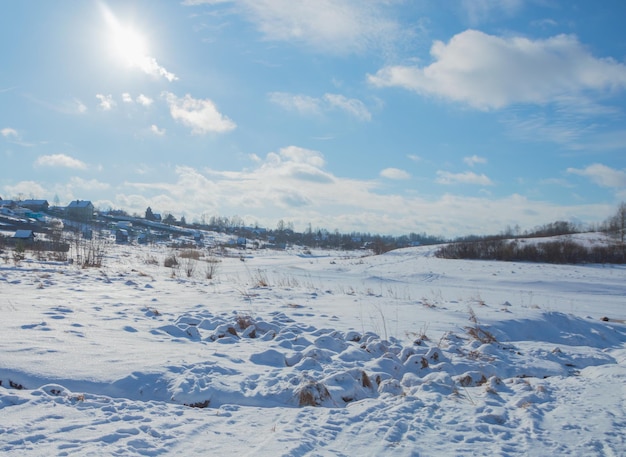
<box><xmin>1</xmin><ymin>239</ymin><xmax>625</xmax><ymax>456</ymax></box>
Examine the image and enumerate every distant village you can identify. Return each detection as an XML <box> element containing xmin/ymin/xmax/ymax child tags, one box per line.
<box><xmin>2</xmin><ymin>196</ymin><xmax>624</xmax><ymax>266</ymax></box>
<box><xmin>0</xmin><ymin>196</ymin><xmax>436</xmax><ymax>253</ymax></box>
<box><xmin>0</xmin><ymin>197</ymin><xmax>260</xmax><ymax>250</ymax></box>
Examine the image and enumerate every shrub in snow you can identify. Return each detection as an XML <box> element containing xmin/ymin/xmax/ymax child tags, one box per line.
<box><xmin>163</xmin><ymin>254</ymin><xmax>178</xmax><ymax>268</ymax></box>
<box><xmin>295</xmin><ymin>380</ymin><xmax>332</xmax><ymax>407</ymax></box>
<box><xmin>235</xmin><ymin>314</ymin><xmax>254</xmax><ymax>331</ymax></box>
<box><xmin>456</xmin><ymin>371</ymin><xmax>488</xmax><ymax>387</ymax></box>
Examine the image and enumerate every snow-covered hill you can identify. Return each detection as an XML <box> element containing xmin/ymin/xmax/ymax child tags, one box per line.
<box><xmin>1</xmin><ymin>242</ymin><xmax>624</xmax><ymax>456</ymax></box>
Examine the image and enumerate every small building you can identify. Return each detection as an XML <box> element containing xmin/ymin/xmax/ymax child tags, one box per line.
<box><xmin>66</xmin><ymin>200</ymin><xmax>94</xmax><ymax>221</ymax></box>
<box><xmin>0</xmin><ymin>199</ymin><xmax>16</xmax><ymax>209</ymax></box>
<box><xmin>116</xmin><ymin>229</ymin><xmax>129</xmax><ymax>243</ymax></box>
<box><xmin>13</xmin><ymin>230</ymin><xmax>36</xmax><ymax>243</ymax></box>
<box><xmin>119</xmin><ymin>220</ymin><xmax>133</xmax><ymax>229</ymax></box>
<box><xmin>21</xmin><ymin>200</ymin><xmax>49</xmax><ymax>212</ymax></box>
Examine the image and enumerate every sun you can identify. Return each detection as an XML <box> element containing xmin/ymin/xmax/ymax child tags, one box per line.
<box><xmin>110</xmin><ymin>24</ymin><xmax>148</xmax><ymax>67</ymax></box>
<box><xmin>98</xmin><ymin>2</ymin><xmax>177</xmax><ymax>81</ymax></box>
<box><xmin>101</xmin><ymin>4</ymin><xmax>149</xmax><ymax>68</ymax></box>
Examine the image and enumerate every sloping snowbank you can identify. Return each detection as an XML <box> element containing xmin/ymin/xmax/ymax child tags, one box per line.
<box><xmin>1</xmin><ymin>242</ymin><xmax>624</xmax><ymax>455</ymax></box>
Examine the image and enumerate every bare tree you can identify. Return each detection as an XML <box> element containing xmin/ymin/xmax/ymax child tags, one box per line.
<box><xmin>607</xmin><ymin>202</ymin><xmax>626</xmax><ymax>261</ymax></box>
<box><xmin>604</xmin><ymin>202</ymin><xmax>626</xmax><ymax>243</ymax></box>
<box><xmin>612</xmin><ymin>202</ymin><xmax>626</xmax><ymax>245</ymax></box>
<box><xmin>205</xmin><ymin>256</ymin><xmax>221</xmax><ymax>280</ymax></box>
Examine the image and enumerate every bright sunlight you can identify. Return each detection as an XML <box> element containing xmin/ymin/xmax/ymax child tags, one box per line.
<box><xmin>99</xmin><ymin>3</ymin><xmax>177</xmax><ymax>81</ymax></box>
<box><xmin>101</xmin><ymin>4</ymin><xmax>148</xmax><ymax>67</ymax></box>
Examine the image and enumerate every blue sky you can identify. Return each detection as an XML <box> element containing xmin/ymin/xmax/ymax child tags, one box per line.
<box><xmin>2</xmin><ymin>0</ymin><xmax>626</xmax><ymax>236</ymax></box>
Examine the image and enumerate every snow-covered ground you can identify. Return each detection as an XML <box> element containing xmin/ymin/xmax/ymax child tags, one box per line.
<box><xmin>1</xmin><ymin>240</ymin><xmax>625</xmax><ymax>456</ymax></box>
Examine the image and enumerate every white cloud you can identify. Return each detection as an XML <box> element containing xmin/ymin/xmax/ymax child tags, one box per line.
<box><xmin>34</xmin><ymin>154</ymin><xmax>88</xmax><ymax>170</ymax></box>
<box><xmin>323</xmin><ymin>94</ymin><xmax>371</xmax><ymax>121</ymax></box>
<box><xmin>76</xmin><ymin>99</ymin><xmax>87</xmax><ymax>113</ymax></box>
<box><xmin>68</xmin><ymin>177</ymin><xmax>110</xmax><ymax>191</ymax></box>
<box><xmin>258</xmin><ymin>146</ymin><xmax>333</xmax><ymax>184</ymax></box>
<box><xmin>407</xmin><ymin>154</ymin><xmax>422</xmax><ymax>162</ymax></box>
<box><xmin>136</xmin><ymin>94</ymin><xmax>153</xmax><ymax>106</ymax></box>
<box><xmin>268</xmin><ymin>92</ymin><xmax>321</xmax><ymax>115</ymax></box>
<box><xmin>96</xmin><ymin>94</ymin><xmax>116</xmax><ymax>110</ymax></box>
<box><xmin>150</xmin><ymin>124</ymin><xmax>166</xmax><ymax>136</ymax></box>
<box><xmin>531</xmin><ymin>18</ymin><xmax>558</xmax><ymax>29</ymax></box>
<box><xmin>162</xmin><ymin>92</ymin><xmax>236</xmax><ymax>134</ymax></box>
<box><xmin>184</xmin><ymin>0</ymin><xmax>402</xmax><ymax>55</ymax></box>
<box><xmin>120</xmin><ymin>156</ymin><xmax>609</xmax><ymax>237</ymax></box>
<box><xmin>278</xmin><ymin>145</ymin><xmax>326</xmax><ymax>168</ymax></box>
<box><xmin>501</xmin><ymin>111</ymin><xmax>587</xmax><ymax>148</ymax></box>
<box><xmin>461</xmin><ymin>0</ymin><xmax>523</xmax><ymax>25</ymax></box>
<box><xmin>64</xmin><ymin>98</ymin><xmax>87</xmax><ymax>114</ymax></box>
<box><xmin>369</xmin><ymin>30</ymin><xmax>626</xmax><ymax>110</ymax></box>
<box><xmin>436</xmin><ymin>170</ymin><xmax>493</xmax><ymax>185</ymax></box>
<box><xmin>380</xmin><ymin>168</ymin><xmax>410</xmax><ymax>180</ymax></box>
<box><xmin>2</xmin><ymin>181</ymin><xmax>47</xmax><ymax>199</ymax></box>
<box><xmin>463</xmin><ymin>155</ymin><xmax>487</xmax><ymax>167</ymax></box>
<box><xmin>1</xmin><ymin>127</ymin><xmax>18</xmax><ymax>138</ymax></box>
<box><xmin>269</xmin><ymin>92</ymin><xmax>371</xmax><ymax>120</ymax></box>
<box><xmin>136</xmin><ymin>56</ymin><xmax>178</xmax><ymax>82</ymax></box>
<box><xmin>567</xmin><ymin>163</ymin><xmax>626</xmax><ymax>188</ymax></box>
<box><xmin>122</xmin><ymin>93</ymin><xmax>133</xmax><ymax>103</ymax></box>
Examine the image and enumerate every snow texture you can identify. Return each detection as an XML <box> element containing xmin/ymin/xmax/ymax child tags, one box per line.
<box><xmin>0</xmin><ymin>241</ymin><xmax>625</xmax><ymax>456</ymax></box>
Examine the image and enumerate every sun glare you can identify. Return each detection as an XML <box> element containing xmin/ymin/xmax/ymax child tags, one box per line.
<box><xmin>101</xmin><ymin>4</ymin><xmax>149</xmax><ymax>68</ymax></box>
<box><xmin>111</xmin><ymin>25</ymin><xmax>148</xmax><ymax>66</ymax></box>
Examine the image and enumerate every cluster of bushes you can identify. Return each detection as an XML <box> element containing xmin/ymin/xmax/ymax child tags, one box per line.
<box><xmin>163</xmin><ymin>249</ymin><xmax>221</xmax><ymax>279</ymax></box>
<box><xmin>435</xmin><ymin>238</ymin><xmax>625</xmax><ymax>264</ymax></box>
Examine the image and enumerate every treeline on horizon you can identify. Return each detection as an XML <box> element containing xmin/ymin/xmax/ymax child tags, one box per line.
<box><xmin>139</xmin><ymin>207</ymin><xmax>444</xmax><ymax>254</ymax></box>
<box><xmin>435</xmin><ymin>203</ymin><xmax>626</xmax><ymax>264</ymax></box>
<box><xmin>138</xmin><ymin>202</ymin><xmax>626</xmax><ymax>263</ymax></box>
<box><xmin>3</xmin><ymin>199</ymin><xmax>624</xmax><ymax>265</ymax></box>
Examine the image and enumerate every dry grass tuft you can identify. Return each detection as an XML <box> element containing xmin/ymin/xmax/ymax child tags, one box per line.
<box><xmin>361</xmin><ymin>371</ymin><xmax>372</xmax><ymax>389</ymax></box>
<box><xmin>459</xmin><ymin>373</ymin><xmax>488</xmax><ymax>387</ymax></box>
<box><xmin>466</xmin><ymin>326</ymin><xmax>497</xmax><ymax>344</ymax></box>
<box><xmin>466</xmin><ymin>306</ymin><xmax>497</xmax><ymax>344</ymax></box>
<box><xmin>296</xmin><ymin>381</ymin><xmax>331</xmax><ymax>407</ymax></box>
<box><xmin>185</xmin><ymin>399</ymin><xmax>210</xmax><ymax>408</ymax></box>
<box><xmin>179</xmin><ymin>249</ymin><xmax>201</xmax><ymax>260</ymax></box>
<box><xmin>235</xmin><ymin>314</ymin><xmax>254</xmax><ymax>330</ymax></box>
<box><xmin>254</xmin><ymin>269</ymin><xmax>270</xmax><ymax>287</ymax></box>
<box><xmin>9</xmin><ymin>380</ymin><xmax>25</xmax><ymax>390</ymax></box>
